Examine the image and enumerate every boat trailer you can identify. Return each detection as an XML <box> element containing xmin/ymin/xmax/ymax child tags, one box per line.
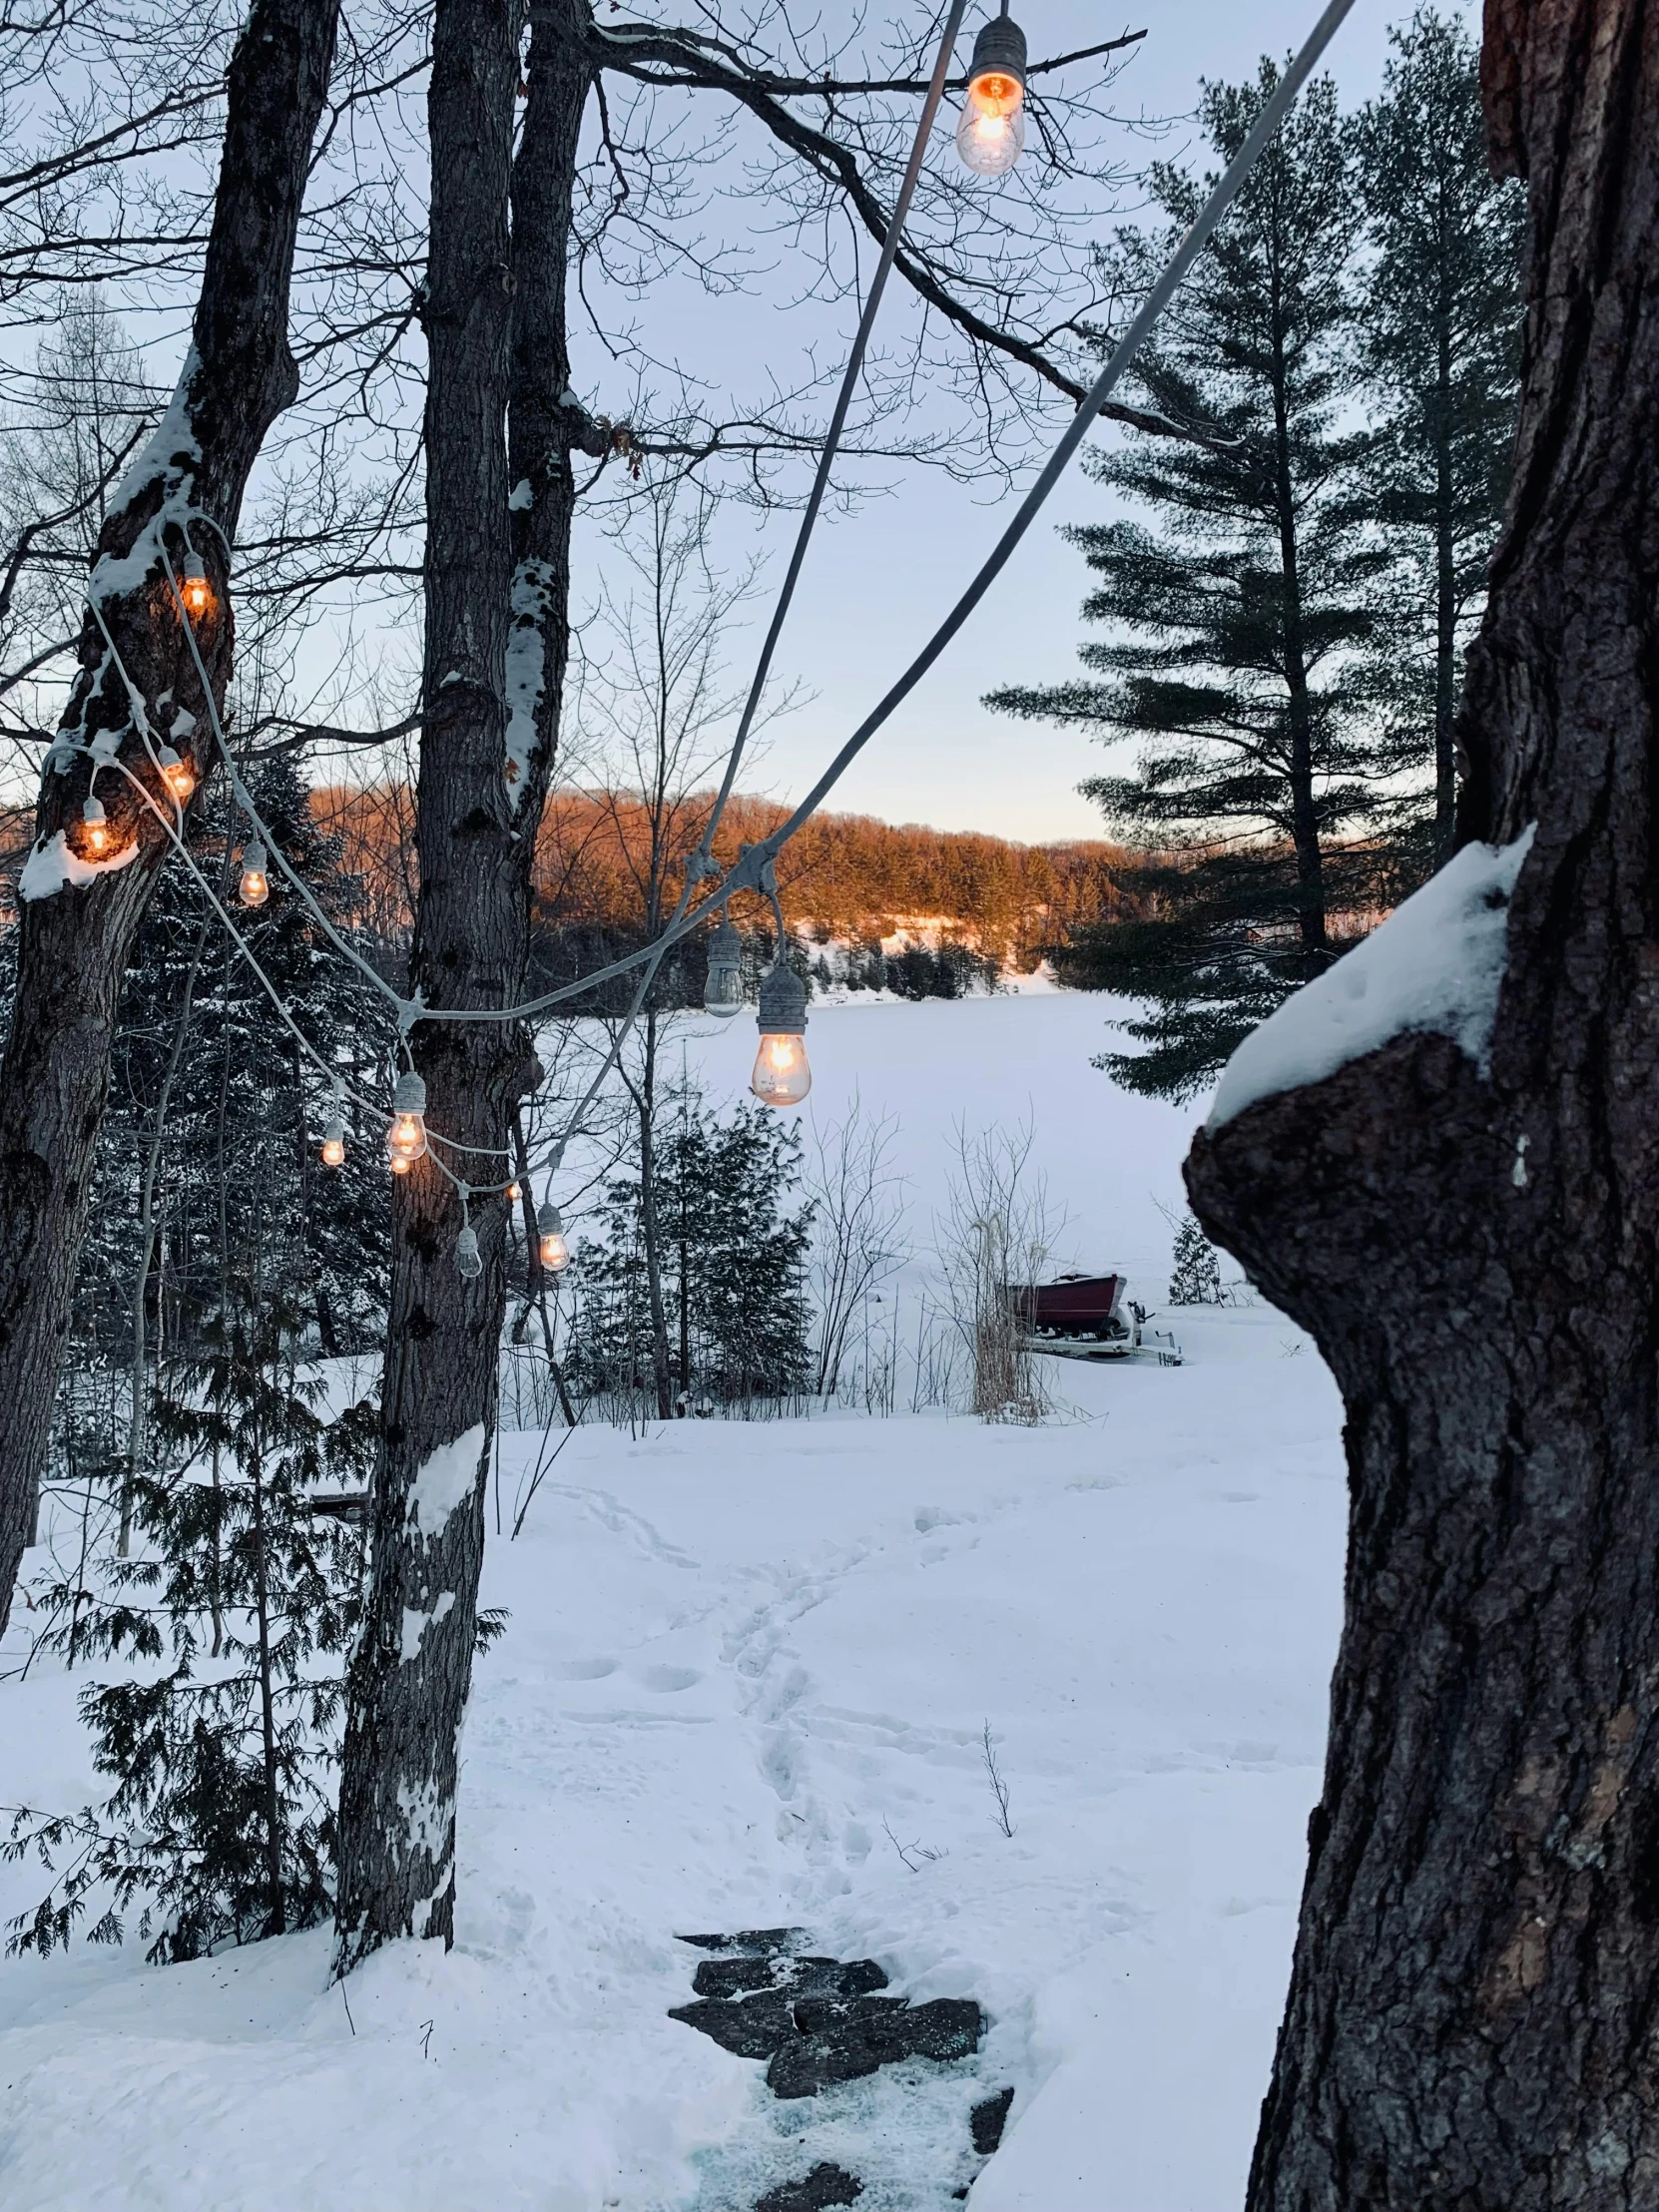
<box><xmin>1007</xmin><ymin>1272</ymin><xmax>1183</xmax><ymax>1367</ymax></box>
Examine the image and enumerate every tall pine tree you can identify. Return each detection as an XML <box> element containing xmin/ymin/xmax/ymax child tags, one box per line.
<box><xmin>1357</xmin><ymin>7</ymin><xmax>1522</xmax><ymax>858</ymax></box>
<box><xmin>987</xmin><ymin>63</ymin><xmax>1388</xmax><ymax>1101</ymax></box>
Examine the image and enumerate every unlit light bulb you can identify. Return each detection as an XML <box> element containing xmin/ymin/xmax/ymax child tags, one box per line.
<box><xmin>456</xmin><ymin>1225</ymin><xmax>482</xmax><ymax>1279</ymax></box>
<box><xmin>240</xmin><ymin>838</ymin><xmax>270</xmax><ymax>908</ymax></box>
<box><xmin>536</xmin><ymin>1201</ymin><xmax>569</xmax><ymax>1273</ymax></box>
<box><xmin>703</xmin><ymin>917</ymin><xmax>745</xmax><ymax>1018</ymax></box>
<box><xmin>386</xmin><ymin>1070</ymin><xmax>428</xmax><ymax>1168</ymax></box>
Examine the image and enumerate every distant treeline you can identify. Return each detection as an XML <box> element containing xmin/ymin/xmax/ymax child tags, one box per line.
<box><xmin>304</xmin><ymin>784</ymin><xmax>1150</xmax><ymax>972</ymax></box>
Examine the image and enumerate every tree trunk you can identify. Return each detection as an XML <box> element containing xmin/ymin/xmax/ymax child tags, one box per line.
<box><xmin>0</xmin><ymin>0</ymin><xmax>339</xmax><ymax>1632</ymax></box>
<box><xmin>1186</xmin><ymin>5</ymin><xmax>1659</xmax><ymax>2202</ymax></box>
<box><xmin>332</xmin><ymin>0</ymin><xmax>592</xmax><ymax>1967</ymax></box>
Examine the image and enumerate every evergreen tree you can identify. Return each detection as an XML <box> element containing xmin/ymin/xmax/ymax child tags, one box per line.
<box><xmin>1357</xmin><ymin>7</ymin><xmax>1522</xmax><ymax>858</ymax></box>
<box><xmin>7</xmin><ymin>1281</ymin><xmax>374</xmax><ymax>1960</ymax></box>
<box><xmin>1168</xmin><ymin>1214</ymin><xmax>1223</xmax><ymax>1307</ymax></box>
<box><xmin>987</xmin><ymin>63</ymin><xmax>1391</xmax><ymax>1101</ymax></box>
<box><xmin>566</xmin><ymin>1094</ymin><xmax>815</xmax><ymax>1413</ymax></box>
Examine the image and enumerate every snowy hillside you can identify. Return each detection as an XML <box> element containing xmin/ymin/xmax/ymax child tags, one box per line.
<box><xmin>0</xmin><ymin>991</ymin><xmax>1347</xmax><ymax>2212</ymax></box>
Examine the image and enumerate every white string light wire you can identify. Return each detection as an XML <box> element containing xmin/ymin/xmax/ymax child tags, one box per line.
<box><xmin>51</xmin><ymin>0</ymin><xmax>1358</xmax><ymax>1229</ymax></box>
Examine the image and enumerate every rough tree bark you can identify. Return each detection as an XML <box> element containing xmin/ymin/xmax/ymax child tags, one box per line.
<box><xmin>332</xmin><ymin>0</ymin><xmax>593</xmax><ymax>1965</ymax></box>
<box><xmin>0</xmin><ymin>0</ymin><xmax>339</xmax><ymax>1633</ymax></box>
<box><xmin>1186</xmin><ymin>3</ymin><xmax>1659</xmax><ymax>2203</ymax></box>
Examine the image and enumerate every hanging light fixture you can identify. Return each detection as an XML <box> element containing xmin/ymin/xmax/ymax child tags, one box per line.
<box><xmin>703</xmin><ymin>916</ymin><xmax>745</xmax><ymax>1018</ymax></box>
<box><xmin>155</xmin><ymin>744</ymin><xmax>196</xmax><ymax>804</ymax></box>
<box><xmin>179</xmin><ymin>552</ymin><xmax>214</xmax><ymax>621</ymax></box>
<box><xmin>321</xmin><ymin>1082</ymin><xmax>346</xmax><ymax>1168</ymax></box>
<box><xmin>239</xmin><ymin>837</ymin><xmax>270</xmax><ymax>908</ymax></box>
<box><xmin>751</xmin><ymin>963</ymin><xmax>812</xmax><ymax>1106</ymax></box>
<box><xmin>955</xmin><ymin>5</ymin><xmax>1026</xmax><ymax>177</ymax></box>
<box><xmin>386</xmin><ymin>1070</ymin><xmax>429</xmax><ymax>1168</ymax></box>
<box><xmin>507</xmin><ymin>1179</ymin><xmax>521</xmax><ymax>1203</ymax></box>
<box><xmin>536</xmin><ymin>1201</ymin><xmax>569</xmax><ymax>1273</ymax></box>
<box><xmin>82</xmin><ymin>795</ymin><xmax>110</xmax><ymax>856</ymax></box>
<box><xmin>456</xmin><ymin>1224</ymin><xmax>483</xmax><ymax>1278</ymax></box>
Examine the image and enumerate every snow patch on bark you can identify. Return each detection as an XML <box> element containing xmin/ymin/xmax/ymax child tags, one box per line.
<box><xmin>400</xmin><ymin>1591</ymin><xmax>456</xmax><ymax>1662</ymax></box>
<box><xmin>89</xmin><ymin>352</ymin><xmax>205</xmax><ymax>606</ymax></box>
<box><xmin>19</xmin><ymin>829</ymin><xmax>142</xmax><ymax>900</ymax></box>
<box><xmin>404</xmin><ymin>1425</ymin><xmax>486</xmax><ymax>1532</ymax></box>
<box><xmin>508</xmin><ymin>478</ymin><xmax>533</xmax><ymax>511</ymax></box>
<box><xmin>1209</xmin><ymin>827</ymin><xmax>1536</xmax><ymax>1130</ymax></box>
<box><xmin>503</xmin><ymin>560</ymin><xmax>552</xmax><ymax>808</ymax></box>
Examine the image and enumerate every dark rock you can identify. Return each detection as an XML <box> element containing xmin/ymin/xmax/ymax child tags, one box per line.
<box><xmin>754</xmin><ymin>2164</ymin><xmax>863</xmax><ymax>2211</ymax></box>
<box><xmin>677</xmin><ymin>1927</ymin><xmax>809</xmax><ymax>1954</ymax></box>
<box><xmin>971</xmin><ymin>2086</ymin><xmax>1015</xmax><ymax>2154</ymax></box>
<box><xmin>668</xmin><ymin>1990</ymin><xmax>797</xmax><ymax>2059</ymax></box>
<box><xmin>693</xmin><ymin>1954</ymin><xmax>890</xmax><ymax>2001</ymax></box>
<box><xmin>767</xmin><ymin>1996</ymin><xmax>982</xmax><ymax>2098</ymax></box>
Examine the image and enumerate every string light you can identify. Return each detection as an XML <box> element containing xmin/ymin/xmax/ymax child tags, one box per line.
<box><xmin>751</xmin><ymin>964</ymin><xmax>812</xmax><ymax>1107</ymax></box>
<box><xmin>156</xmin><ymin>745</ymin><xmax>195</xmax><ymax>804</ymax></box>
<box><xmin>955</xmin><ymin>7</ymin><xmax>1026</xmax><ymax>177</ymax></box>
<box><xmin>456</xmin><ymin>1223</ymin><xmax>482</xmax><ymax>1278</ymax></box>
<box><xmin>703</xmin><ymin>917</ymin><xmax>745</xmax><ymax>1017</ymax></box>
<box><xmin>239</xmin><ymin>838</ymin><xmax>270</xmax><ymax>908</ymax></box>
<box><xmin>386</xmin><ymin>1070</ymin><xmax>428</xmax><ymax>1169</ymax></box>
<box><xmin>536</xmin><ymin>1202</ymin><xmax>569</xmax><ymax>1273</ymax></box>
<box><xmin>507</xmin><ymin>1180</ymin><xmax>521</xmax><ymax>1202</ymax></box>
<box><xmin>321</xmin><ymin>1082</ymin><xmax>346</xmax><ymax>1168</ymax></box>
<box><xmin>82</xmin><ymin>795</ymin><xmax>110</xmax><ymax>856</ymax></box>
<box><xmin>179</xmin><ymin>553</ymin><xmax>214</xmax><ymax>620</ymax></box>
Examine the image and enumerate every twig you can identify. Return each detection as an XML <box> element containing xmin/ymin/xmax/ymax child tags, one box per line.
<box><xmin>982</xmin><ymin>1721</ymin><xmax>1014</xmax><ymax>1838</ymax></box>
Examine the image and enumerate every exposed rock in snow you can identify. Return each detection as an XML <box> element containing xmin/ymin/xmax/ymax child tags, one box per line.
<box><xmin>19</xmin><ymin>830</ymin><xmax>141</xmax><ymax>901</ymax></box>
<box><xmin>1208</xmin><ymin>828</ymin><xmax>1536</xmax><ymax>1130</ymax></box>
<box><xmin>404</xmin><ymin>1424</ymin><xmax>486</xmax><ymax>1532</ymax></box>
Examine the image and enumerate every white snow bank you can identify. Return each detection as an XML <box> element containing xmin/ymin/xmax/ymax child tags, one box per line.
<box><xmin>404</xmin><ymin>1425</ymin><xmax>486</xmax><ymax>1532</ymax></box>
<box><xmin>1209</xmin><ymin>828</ymin><xmax>1535</xmax><ymax>1130</ymax></box>
<box><xmin>19</xmin><ymin>830</ymin><xmax>142</xmax><ymax>901</ymax></box>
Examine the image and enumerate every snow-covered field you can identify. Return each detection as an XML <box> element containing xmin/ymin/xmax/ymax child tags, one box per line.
<box><xmin>0</xmin><ymin>992</ymin><xmax>1348</xmax><ymax>2211</ymax></box>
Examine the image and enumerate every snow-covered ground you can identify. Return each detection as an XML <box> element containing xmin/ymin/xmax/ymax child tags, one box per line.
<box><xmin>0</xmin><ymin>992</ymin><xmax>1348</xmax><ymax>2211</ymax></box>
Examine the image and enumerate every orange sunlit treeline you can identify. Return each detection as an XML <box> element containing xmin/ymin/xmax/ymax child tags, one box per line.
<box><xmin>309</xmin><ymin>784</ymin><xmax>1147</xmax><ymax>967</ymax></box>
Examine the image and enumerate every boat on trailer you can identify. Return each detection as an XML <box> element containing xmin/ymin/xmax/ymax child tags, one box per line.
<box><xmin>1007</xmin><ymin>1272</ymin><xmax>1183</xmax><ymax>1367</ymax></box>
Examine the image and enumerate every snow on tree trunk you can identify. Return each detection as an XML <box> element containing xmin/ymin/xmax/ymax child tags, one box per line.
<box><xmin>1186</xmin><ymin>4</ymin><xmax>1659</xmax><ymax>2199</ymax></box>
<box><xmin>0</xmin><ymin>0</ymin><xmax>341</xmax><ymax>1633</ymax></box>
<box><xmin>331</xmin><ymin>0</ymin><xmax>592</xmax><ymax>1965</ymax></box>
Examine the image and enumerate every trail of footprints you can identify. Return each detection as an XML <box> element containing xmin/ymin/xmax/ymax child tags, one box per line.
<box><xmin>669</xmin><ymin>1927</ymin><xmax>1013</xmax><ymax>2207</ymax></box>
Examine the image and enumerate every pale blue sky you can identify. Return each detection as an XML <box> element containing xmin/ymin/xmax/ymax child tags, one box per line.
<box><xmin>688</xmin><ymin>0</ymin><xmax>1473</xmax><ymax>843</ymax></box>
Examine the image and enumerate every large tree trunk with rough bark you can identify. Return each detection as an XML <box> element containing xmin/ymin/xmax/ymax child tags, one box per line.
<box><xmin>331</xmin><ymin>0</ymin><xmax>594</xmax><ymax>1966</ymax></box>
<box><xmin>1186</xmin><ymin>4</ymin><xmax>1659</xmax><ymax>2204</ymax></box>
<box><xmin>0</xmin><ymin>0</ymin><xmax>339</xmax><ymax>1633</ymax></box>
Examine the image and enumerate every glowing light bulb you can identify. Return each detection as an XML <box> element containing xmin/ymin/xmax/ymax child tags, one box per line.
<box><xmin>703</xmin><ymin>917</ymin><xmax>745</xmax><ymax>1018</ymax></box>
<box><xmin>179</xmin><ymin>556</ymin><xmax>213</xmax><ymax>620</ymax></box>
<box><xmin>321</xmin><ymin>1119</ymin><xmax>345</xmax><ymax>1168</ymax></box>
<box><xmin>954</xmin><ymin>13</ymin><xmax>1027</xmax><ymax>178</ymax></box>
<box><xmin>750</xmin><ymin>963</ymin><xmax>812</xmax><ymax>1107</ymax></box>
<box><xmin>82</xmin><ymin>795</ymin><xmax>110</xmax><ymax>856</ymax></box>
<box><xmin>385</xmin><ymin>1070</ymin><xmax>428</xmax><ymax>1169</ymax></box>
<box><xmin>240</xmin><ymin>838</ymin><xmax>270</xmax><ymax>908</ymax></box>
<box><xmin>507</xmin><ymin>1180</ymin><xmax>521</xmax><ymax>1203</ymax></box>
<box><xmin>156</xmin><ymin>745</ymin><xmax>196</xmax><ymax>803</ymax></box>
<box><xmin>456</xmin><ymin>1225</ymin><xmax>482</xmax><ymax>1279</ymax></box>
<box><xmin>536</xmin><ymin>1202</ymin><xmax>569</xmax><ymax>1273</ymax></box>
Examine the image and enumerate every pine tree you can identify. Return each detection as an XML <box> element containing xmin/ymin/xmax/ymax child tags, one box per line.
<box><xmin>987</xmin><ymin>63</ymin><xmax>1391</xmax><ymax>1101</ymax></box>
<box><xmin>566</xmin><ymin>1093</ymin><xmax>815</xmax><ymax>1414</ymax></box>
<box><xmin>1357</xmin><ymin>7</ymin><xmax>1522</xmax><ymax>859</ymax></box>
<box><xmin>1168</xmin><ymin>1214</ymin><xmax>1223</xmax><ymax>1307</ymax></box>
